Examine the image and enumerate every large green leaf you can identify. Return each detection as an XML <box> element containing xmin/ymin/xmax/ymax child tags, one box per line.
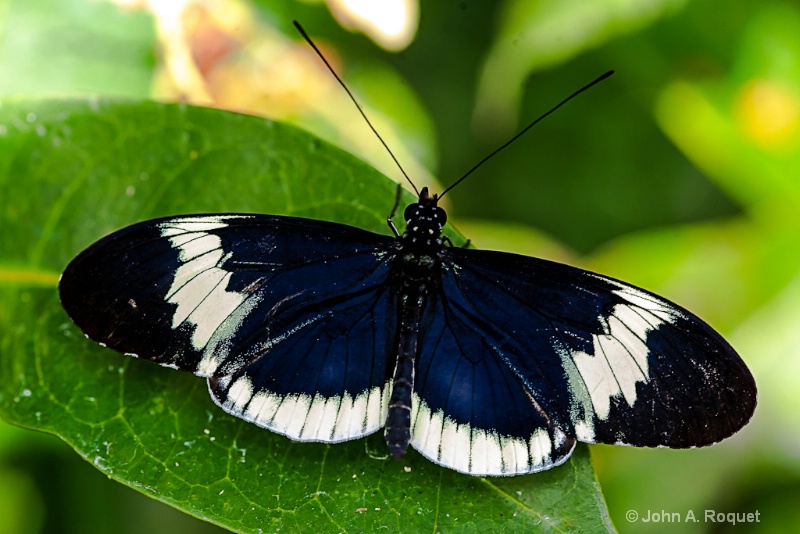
<box><xmin>0</xmin><ymin>99</ymin><xmax>612</xmax><ymax>532</ymax></box>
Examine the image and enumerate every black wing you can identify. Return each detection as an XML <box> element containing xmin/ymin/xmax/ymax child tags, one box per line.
<box><xmin>60</xmin><ymin>214</ymin><xmax>399</xmax><ymax>442</ymax></box>
<box><xmin>406</xmin><ymin>247</ymin><xmax>756</xmax><ymax>475</ymax></box>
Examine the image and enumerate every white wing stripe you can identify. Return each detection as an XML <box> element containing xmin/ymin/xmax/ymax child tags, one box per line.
<box><xmin>572</xmin><ymin>302</ymin><xmax>665</xmax><ymax>420</ymax></box>
<box><xmin>160</xmin><ymin>220</ymin><xmax>249</xmax><ymax>366</ymax></box>
<box><xmin>409</xmin><ymin>393</ymin><xmax>570</xmax><ymax>475</ymax></box>
<box><xmin>214</xmin><ymin>379</ymin><xmax>391</xmax><ymax>443</ymax></box>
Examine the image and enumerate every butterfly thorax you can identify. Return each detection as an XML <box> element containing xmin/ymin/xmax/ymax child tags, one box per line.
<box><xmin>400</xmin><ymin>187</ymin><xmax>447</xmax><ymax>254</ymax></box>
<box><xmin>396</xmin><ymin>187</ymin><xmax>447</xmax><ymax>282</ymax></box>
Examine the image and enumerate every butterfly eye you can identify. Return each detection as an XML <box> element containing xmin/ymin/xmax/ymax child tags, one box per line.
<box><xmin>434</xmin><ymin>207</ymin><xmax>446</xmax><ymax>226</ymax></box>
<box><xmin>403</xmin><ymin>203</ymin><xmax>420</xmax><ymax>222</ymax></box>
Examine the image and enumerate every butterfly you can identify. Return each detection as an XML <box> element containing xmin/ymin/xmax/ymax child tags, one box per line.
<box><xmin>58</xmin><ymin>24</ymin><xmax>756</xmax><ymax>477</ymax></box>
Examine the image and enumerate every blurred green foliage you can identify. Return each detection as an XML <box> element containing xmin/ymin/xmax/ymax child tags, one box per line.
<box><xmin>2</xmin><ymin>0</ymin><xmax>798</xmax><ymax>532</ymax></box>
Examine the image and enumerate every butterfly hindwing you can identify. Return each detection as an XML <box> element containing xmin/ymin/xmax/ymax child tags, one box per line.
<box><xmin>439</xmin><ymin>247</ymin><xmax>756</xmax><ymax>451</ymax></box>
<box><xmin>208</xmin><ymin>271</ymin><xmax>398</xmax><ymax>443</ymax></box>
<box><xmin>410</xmin><ymin>284</ymin><xmax>576</xmax><ymax>475</ymax></box>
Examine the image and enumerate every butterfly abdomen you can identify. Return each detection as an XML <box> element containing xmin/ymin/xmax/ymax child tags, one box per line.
<box><xmin>384</xmin><ymin>319</ymin><xmax>416</xmax><ymax>457</ymax></box>
<box><xmin>386</xmin><ymin>255</ymin><xmax>439</xmax><ymax>458</ymax></box>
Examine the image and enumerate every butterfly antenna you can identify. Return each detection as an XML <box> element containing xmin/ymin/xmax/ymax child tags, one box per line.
<box><xmin>440</xmin><ymin>70</ymin><xmax>614</xmax><ymax>198</ymax></box>
<box><xmin>293</xmin><ymin>21</ymin><xmax>419</xmax><ymax>196</ymax></box>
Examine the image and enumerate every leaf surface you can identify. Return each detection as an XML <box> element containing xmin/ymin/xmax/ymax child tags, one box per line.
<box><xmin>0</xmin><ymin>99</ymin><xmax>612</xmax><ymax>533</ymax></box>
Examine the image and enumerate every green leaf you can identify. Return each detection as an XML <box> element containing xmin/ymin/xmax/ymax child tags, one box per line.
<box><xmin>0</xmin><ymin>99</ymin><xmax>612</xmax><ymax>533</ymax></box>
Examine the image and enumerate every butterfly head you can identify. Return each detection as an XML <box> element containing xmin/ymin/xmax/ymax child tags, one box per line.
<box><xmin>402</xmin><ymin>187</ymin><xmax>447</xmax><ymax>250</ymax></box>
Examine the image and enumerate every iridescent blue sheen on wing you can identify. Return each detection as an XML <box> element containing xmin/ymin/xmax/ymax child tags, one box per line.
<box><xmin>59</xmin><ymin>191</ymin><xmax>756</xmax><ymax>476</ymax></box>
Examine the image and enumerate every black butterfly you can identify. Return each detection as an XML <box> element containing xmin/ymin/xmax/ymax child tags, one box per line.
<box><xmin>58</xmin><ymin>184</ymin><xmax>756</xmax><ymax>476</ymax></box>
<box><xmin>58</xmin><ymin>25</ymin><xmax>756</xmax><ymax>476</ymax></box>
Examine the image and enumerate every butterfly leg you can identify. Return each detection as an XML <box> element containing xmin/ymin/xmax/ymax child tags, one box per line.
<box><xmin>387</xmin><ymin>184</ymin><xmax>403</xmax><ymax>238</ymax></box>
<box><xmin>442</xmin><ymin>236</ymin><xmax>470</xmax><ymax>248</ymax></box>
